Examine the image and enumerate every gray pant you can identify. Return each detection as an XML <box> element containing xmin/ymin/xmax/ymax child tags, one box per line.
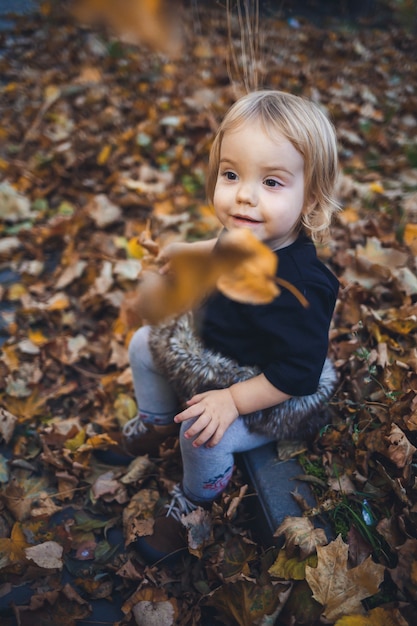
<box><xmin>129</xmin><ymin>326</ymin><xmax>274</xmax><ymax>503</ymax></box>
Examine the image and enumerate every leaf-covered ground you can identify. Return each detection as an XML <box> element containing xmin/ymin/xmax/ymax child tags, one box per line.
<box><xmin>1</xmin><ymin>2</ymin><xmax>417</xmax><ymax>625</ymax></box>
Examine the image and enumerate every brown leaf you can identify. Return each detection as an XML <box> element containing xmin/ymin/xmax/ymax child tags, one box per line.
<box><xmin>3</xmin><ymin>473</ymin><xmax>52</xmax><ymax>521</ymax></box>
<box><xmin>390</xmin><ymin>537</ymin><xmax>417</xmax><ymax>600</ymax></box>
<box><xmin>91</xmin><ymin>471</ymin><xmax>129</xmax><ymax>504</ymax></box>
<box><xmin>274</xmin><ymin>516</ymin><xmax>328</xmax><ymax>559</ymax></box>
<box><xmin>385</xmin><ymin>424</ymin><xmax>416</xmax><ymax>469</ymax></box>
<box><xmin>0</xmin><ymin>408</ymin><xmax>18</xmax><ymax>444</ymax></box>
<box><xmin>206</xmin><ymin>579</ymin><xmax>291</xmax><ymax>626</ymax></box>
<box><xmin>305</xmin><ymin>534</ymin><xmax>385</xmax><ymax>621</ymax></box>
<box><xmin>123</xmin><ymin>489</ymin><xmax>159</xmax><ymax>545</ymax></box>
<box><xmin>120</xmin><ymin>455</ymin><xmax>156</xmax><ymax>485</ymax></box>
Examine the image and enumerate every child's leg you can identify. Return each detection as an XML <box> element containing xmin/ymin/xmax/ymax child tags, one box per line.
<box><xmin>128</xmin><ymin>325</ymin><xmax>180</xmax><ymax>426</ymax></box>
<box><xmin>180</xmin><ymin>417</ymin><xmax>274</xmax><ymax>503</ymax></box>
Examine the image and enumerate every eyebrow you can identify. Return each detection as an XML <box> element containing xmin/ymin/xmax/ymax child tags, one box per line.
<box><xmin>219</xmin><ymin>158</ymin><xmax>295</xmax><ymax>177</ymax></box>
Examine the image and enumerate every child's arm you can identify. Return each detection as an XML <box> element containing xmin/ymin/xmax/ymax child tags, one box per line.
<box><xmin>158</xmin><ymin>238</ymin><xmax>218</xmax><ymax>274</ymax></box>
<box><xmin>174</xmin><ymin>374</ymin><xmax>290</xmax><ymax>448</ymax></box>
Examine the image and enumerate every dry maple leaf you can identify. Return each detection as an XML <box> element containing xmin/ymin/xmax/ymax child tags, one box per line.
<box><xmin>274</xmin><ymin>516</ymin><xmax>328</xmax><ymax>559</ymax></box>
<box><xmin>181</xmin><ymin>507</ymin><xmax>213</xmax><ymax>557</ymax></box>
<box><xmin>72</xmin><ymin>0</ymin><xmax>182</xmax><ymax>55</ymax></box>
<box><xmin>384</xmin><ymin>423</ymin><xmax>417</xmax><ymax>469</ymax></box>
<box><xmin>0</xmin><ymin>407</ymin><xmax>18</xmax><ymax>444</ymax></box>
<box><xmin>0</xmin><ymin>522</ymin><xmax>28</xmax><ymax>571</ymax></box>
<box><xmin>136</xmin><ymin>229</ymin><xmax>307</xmax><ymax>324</ymax></box>
<box><xmin>123</xmin><ymin>489</ymin><xmax>160</xmax><ymax>545</ymax></box>
<box><xmin>305</xmin><ymin>534</ymin><xmax>385</xmax><ymax>621</ymax></box>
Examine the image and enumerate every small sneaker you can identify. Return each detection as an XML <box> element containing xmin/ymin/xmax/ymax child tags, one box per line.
<box><xmin>122</xmin><ymin>415</ymin><xmax>179</xmax><ymax>457</ymax></box>
<box><xmin>133</xmin><ymin>484</ymin><xmax>197</xmax><ymax>565</ymax></box>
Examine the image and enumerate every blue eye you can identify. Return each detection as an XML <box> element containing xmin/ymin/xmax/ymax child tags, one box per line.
<box><xmin>224</xmin><ymin>171</ymin><xmax>237</xmax><ymax>180</ymax></box>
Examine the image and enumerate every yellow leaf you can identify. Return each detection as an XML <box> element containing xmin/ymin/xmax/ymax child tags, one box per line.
<box><xmin>8</xmin><ymin>283</ymin><xmax>28</xmax><ymax>301</ymax></box>
<box><xmin>305</xmin><ymin>535</ymin><xmax>385</xmax><ymax>622</ymax></box>
<box><xmin>114</xmin><ymin>393</ymin><xmax>137</xmax><ymax>426</ymax></box>
<box><xmin>44</xmin><ymin>84</ymin><xmax>61</xmax><ymax>105</ymax></box>
<box><xmin>4</xmin><ymin>82</ymin><xmax>17</xmax><ymax>93</ymax></box>
<box><xmin>45</xmin><ymin>293</ymin><xmax>71</xmax><ymax>311</ymax></box>
<box><xmin>97</xmin><ymin>144</ymin><xmax>112</xmax><ymax>165</ymax></box>
<box><xmin>65</xmin><ymin>428</ymin><xmax>86</xmax><ymax>451</ymax></box>
<box><xmin>369</xmin><ymin>182</ymin><xmax>384</xmax><ymax>194</ymax></box>
<box><xmin>82</xmin><ymin>433</ymin><xmax>118</xmax><ymax>451</ymax></box>
<box><xmin>0</xmin><ymin>522</ymin><xmax>28</xmax><ymax>571</ymax></box>
<box><xmin>338</xmin><ymin>206</ymin><xmax>360</xmax><ymax>225</ymax></box>
<box><xmin>127</xmin><ymin>236</ymin><xmax>145</xmax><ymax>259</ymax></box>
<box><xmin>404</xmin><ymin>223</ymin><xmax>417</xmax><ymax>255</ymax></box>
<box><xmin>268</xmin><ymin>547</ymin><xmax>318</xmax><ymax>580</ymax></box>
<box><xmin>28</xmin><ymin>330</ymin><xmax>49</xmax><ymax>346</ymax></box>
<box><xmin>335</xmin><ymin>606</ymin><xmax>408</xmax><ymax>626</ymax></box>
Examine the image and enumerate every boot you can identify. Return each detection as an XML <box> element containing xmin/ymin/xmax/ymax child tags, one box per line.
<box><xmin>122</xmin><ymin>414</ymin><xmax>179</xmax><ymax>457</ymax></box>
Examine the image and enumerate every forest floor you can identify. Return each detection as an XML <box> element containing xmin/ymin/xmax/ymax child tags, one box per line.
<box><xmin>1</xmin><ymin>1</ymin><xmax>417</xmax><ymax>625</ymax></box>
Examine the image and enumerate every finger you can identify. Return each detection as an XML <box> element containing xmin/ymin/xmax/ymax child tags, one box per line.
<box><xmin>185</xmin><ymin>393</ymin><xmax>205</xmax><ymax>406</ymax></box>
<box><xmin>174</xmin><ymin>403</ymin><xmax>204</xmax><ymax>423</ymax></box>
<box><xmin>206</xmin><ymin>426</ymin><xmax>226</xmax><ymax>448</ymax></box>
<box><xmin>192</xmin><ymin>422</ymin><xmax>218</xmax><ymax>448</ymax></box>
<box><xmin>183</xmin><ymin>413</ymin><xmax>211</xmax><ymax>439</ymax></box>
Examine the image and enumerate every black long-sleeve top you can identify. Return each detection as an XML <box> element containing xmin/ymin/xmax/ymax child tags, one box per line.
<box><xmin>197</xmin><ymin>234</ymin><xmax>339</xmax><ymax>396</ymax></box>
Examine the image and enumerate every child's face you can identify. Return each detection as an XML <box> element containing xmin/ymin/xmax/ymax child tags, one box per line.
<box><xmin>213</xmin><ymin>120</ymin><xmax>310</xmax><ymax>250</ymax></box>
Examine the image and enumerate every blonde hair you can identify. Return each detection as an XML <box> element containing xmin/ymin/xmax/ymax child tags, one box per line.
<box><xmin>206</xmin><ymin>90</ymin><xmax>340</xmax><ymax>243</ymax></box>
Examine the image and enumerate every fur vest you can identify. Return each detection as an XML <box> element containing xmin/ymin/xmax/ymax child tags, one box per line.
<box><xmin>148</xmin><ymin>313</ymin><xmax>338</xmax><ymax>441</ymax></box>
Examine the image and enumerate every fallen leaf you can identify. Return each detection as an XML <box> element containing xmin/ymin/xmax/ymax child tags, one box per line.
<box><xmin>25</xmin><ymin>540</ymin><xmax>64</xmax><ymax>569</ymax></box>
<box><xmin>305</xmin><ymin>535</ymin><xmax>385</xmax><ymax>621</ymax></box>
<box><xmin>137</xmin><ymin>229</ymin><xmax>285</xmax><ymax>324</ymax></box>
<box><xmin>206</xmin><ymin>579</ymin><xmax>292</xmax><ymax>626</ymax></box>
<box><xmin>334</xmin><ymin>606</ymin><xmax>409</xmax><ymax>625</ymax></box>
<box><xmin>274</xmin><ymin>516</ymin><xmax>328</xmax><ymax>559</ymax></box>
<box><xmin>0</xmin><ymin>408</ymin><xmax>18</xmax><ymax>444</ymax></box>
<box><xmin>385</xmin><ymin>424</ymin><xmax>416</xmax><ymax>469</ymax></box>
<box><xmin>269</xmin><ymin>547</ymin><xmax>318</xmax><ymax>580</ymax></box>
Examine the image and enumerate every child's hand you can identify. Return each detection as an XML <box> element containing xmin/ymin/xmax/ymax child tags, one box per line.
<box><xmin>174</xmin><ymin>389</ymin><xmax>239</xmax><ymax>448</ymax></box>
<box><xmin>158</xmin><ymin>238</ymin><xmax>218</xmax><ymax>274</ymax></box>
<box><xmin>157</xmin><ymin>241</ymin><xmax>188</xmax><ymax>275</ymax></box>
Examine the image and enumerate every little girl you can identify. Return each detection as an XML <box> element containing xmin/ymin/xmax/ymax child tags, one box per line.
<box><xmin>123</xmin><ymin>89</ymin><xmax>340</xmax><ymax>563</ymax></box>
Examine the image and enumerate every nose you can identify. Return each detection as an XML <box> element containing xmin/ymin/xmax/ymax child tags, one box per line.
<box><xmin>236</xmin><ymin>180</ymin><xmax>258</xmax><ymax>206</ymax></box>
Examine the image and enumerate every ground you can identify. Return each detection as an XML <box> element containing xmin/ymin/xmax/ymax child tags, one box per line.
<box><xmin>0</xmin><ymin>1</ymin><xmax>417</xmax><ymax>625</ymax></box>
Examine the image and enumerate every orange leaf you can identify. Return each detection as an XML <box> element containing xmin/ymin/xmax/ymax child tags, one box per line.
<box><xmin>136</xmin><ymin>229</ymin><xmax>280</xmax><ymax>324</ymax></box>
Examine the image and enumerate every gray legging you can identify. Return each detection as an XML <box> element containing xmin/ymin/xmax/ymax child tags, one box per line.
<box><xmin>128</xmin><ymin>325</ymin><xmax>274</xmax><ymax>504</ymax></box>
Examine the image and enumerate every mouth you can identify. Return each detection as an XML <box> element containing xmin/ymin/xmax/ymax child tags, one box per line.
<box><xmin>231</xmin><ymin>214</ymin><xmax>263</xmax><ymax>226</ymax></box>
